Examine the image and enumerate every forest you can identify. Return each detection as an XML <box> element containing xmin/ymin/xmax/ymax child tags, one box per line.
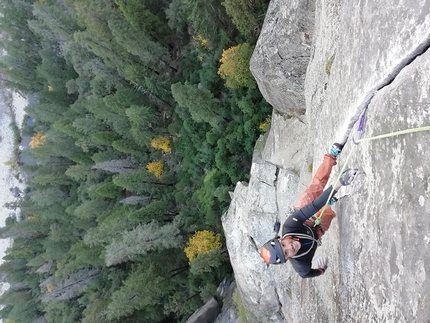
<box><xmin>0</xmin><ymin>0</ymin><xmax>271</xmax><ymax>322</ymax></box>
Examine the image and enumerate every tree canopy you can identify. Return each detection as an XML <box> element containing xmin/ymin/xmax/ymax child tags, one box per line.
<box><xmin>0</xmin><ymin>0</ymin><xmax>271</xmax><ymax>322</ymax></box>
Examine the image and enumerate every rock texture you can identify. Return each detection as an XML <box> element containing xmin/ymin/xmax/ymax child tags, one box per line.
<box><xmin>185</xmin><ymin>297</ymin><xmax>220</xmax><ymax>323</ymax></box>
<box><xmin>250</xmin><ymin>0</ymin><xmax>315</xmax><ymax>117</ymax></box>
<box><xmin>222</xmin><ymin>0</ymin><xmax>430</xmax><ymax>322</ymax></box>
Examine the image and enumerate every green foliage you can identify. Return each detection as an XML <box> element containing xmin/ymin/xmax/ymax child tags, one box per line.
<box><xmin>105</xmin><ymin>220</ymin><xmax>181</xmax><ymax>266</ymax></box>
<box><xmin>186</xmin><ymin>0</ymin><xmax>232</xmax><ymax>43</ymax></box>
<box><xmin>83</xmin><ymin>205</ymin><xmax>136</xmax><ymax>247</ymax></box>
<box><xmin>74</xmin><ymin>200</ymin><xmax>112</xmax><ymax>220</ymax></box>
<box><xmin>171</xmin><ymin>82</ymin><xmax>225</xmax><ymax>129</ymax></box>
<box><xmin>44</xmin><ymin>300</ymin><xmax>82</xmax><ymax>323</ymax></box>
<box><xmin>218</xmin><ymin>43</ymin><xmax>256</xmax><ymax>89</ymax></box>
<box><xmin>113</xmin><ymin>169</ymin><xmax>172</xmax><ymax>195</ymax></box>
<box><xmin>0</xmin><ymin>0</ymin><xmax>271</xmax><ymax>321</ymax></box>
<box><xmin>128</xmin><ymin>200</ymin><xmax>171</xmax><ymax>223</ymax></box>
<box><xmin>112</xmin><ymin>139</ymin><xmax>142</xmax><ymax>155</ymax></box>
<box><xmin>126</xmin><ymin>105</ymin><xmax>160</xmax><ymax>147</ymax></box>
<box><xmin>91</xmin><ymin>131</ymin><xmax>120</xmax><ymax>146</ymax></box>
<box><xmin>59</xmin><ymin>240</ymin><xmax>104</xmax><ymax>277</ymax></box>
<box><xmin>95</xmin><ymin>181</ymin><xmax>124</xmax><ymax>199</ymax></box>
<box><xmin>105</xmin><ymin>263</ymin><xmax>168</xmax><ymax>321</ymax></box>
<box><xmin>65</xmin><ymin>164</ymin><xmax>92</xmax><ymax>182</ymax></box>
<box><xmin>222</xmin><ymin>0</ymin><xmax>268</xmax><ymax>41</ymax></box>
<box><xmin>30</xmin><ymin>187</ymin><xmax>68</xmax><ymax>207</ymax></box>
<box><xmin>0</xmin><ymin>290</ymin><xmax>42</xmax><ymax>323</ymax></box>
<box><xmin>189</xmin><ymin>249</ymin><xmax>225</xmax><ymax>275</ymax></box>
<box><xmin>233</xmin><ymin>290</ymin><xmax>248</xmax><ymax>323</ymax></box>
<box><xmin>91</xmin><ymin>149</ymin><xmax>126</xmax><ymax>163</ymax></box>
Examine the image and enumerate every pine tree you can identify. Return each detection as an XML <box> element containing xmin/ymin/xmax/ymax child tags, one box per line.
<box><xmin>95</xmin><ymin>181</ymin><xmax>124</xmax><ymax>199</ymax></box>
<box><xmin>128</xmin><ymin>200</ymin><xmax>174</xmax><ymax>223</ymax></box>
<box><xmin>105</xmin><ymin>263</ymin><xmax>167</xmax><ymax>322</ymax></box>
<box><xmin>105</xmin><ymin>219</ymin><xmax>182</xmax><ymax>266</ymax></box>
<box><xmin>113</xmin><ymin>169</ymin><xmax>173</xmax><ymax>195</ymax></box>
<box><xmin>171</xmin><ymin>82</ymin><xmax>226</xmax><ymax>128</ymax></box>
<box><xmin>92</xmin><ymin>158</ymin><xmax>137</xmax><ymax>174</ymax></box>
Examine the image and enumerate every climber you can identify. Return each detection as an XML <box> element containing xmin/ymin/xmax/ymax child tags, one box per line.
<box><xmin>260</xmin><ymin>143</ymin><xmax>358</xmax><ymax>278</ymax></box>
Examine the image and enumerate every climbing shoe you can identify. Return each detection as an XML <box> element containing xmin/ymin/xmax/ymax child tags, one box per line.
<box><xmin>328</xmin><ymin>196</ymin><xmax>338</xmax><ymax>206</ymax></box>
<box><xmin>339</xmin><ymin>169</ymin><xmax>358</xmax><ymax>186</ymax></box>
<box><xmin>330</xmin><ymin>142</ymin><xmax>344</xmax><ymax>157</ymax></box>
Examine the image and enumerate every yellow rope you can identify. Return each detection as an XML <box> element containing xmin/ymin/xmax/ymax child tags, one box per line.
<box><xmin>355</xmin><ymin>126</ymin><xmax>430</xmax><ymax>143</ymax></box>
<box><xmin>313</xmin><ymin>125</ymin><xmax>430</xmax><ymax>226</ymax></box>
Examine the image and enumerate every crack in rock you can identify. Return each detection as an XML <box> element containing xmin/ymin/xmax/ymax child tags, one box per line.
<box><xmin>249</xmin><ymin>236</ymin><xmax>259</xmax><ymax>252</ymax></box>
<box><xmin>340</xmin><ymin>38</ymin><xmax>430</xmax><ymax>143</ymax></box>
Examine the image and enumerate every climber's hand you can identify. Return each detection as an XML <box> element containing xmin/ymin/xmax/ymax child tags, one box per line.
<box><xmin>316</xmin><ymin>257</ymin><xmax>329</xmax><ymax>273</ymax></box>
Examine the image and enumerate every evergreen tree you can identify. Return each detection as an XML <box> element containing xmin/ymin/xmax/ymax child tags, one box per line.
<box><xmin>0</xmin><ymin>0</ymin><xmax>44</xmax><ymax>93</ymax></box>
<box><xmin>95</xmin><ymin>181</ymin><xmax>124</xmax><ymax>199</ymax></box>
<box><xmin>105</xmin><ymin>219</ymin><xmax>182</xmax><ymax>266</ymax></box>
<box><xmin>92</xmin><ymin>158</ymin><xmax>137</xmax><ymax>174</ymax></box>
<box><xmin>30</xmin><ymin>187</ymin><xmax>68</xmax><ymax>207</ymax></box>
<box><xmin>113</xmin><ymin>169</ymin><xmax>173</xmax><ymax>195</ymax></box>
<box><xmin>126</xmin><ymin>105</ymin><xmax>160</xmax><ymax>147</ymax></box>
<box><xmin>171</xmin><ymin>82</ymin><xmax>227</xmax><ymax>129</ymax></box>
<box><xmin>83</xmin><ymin>205</ymin><xmax>136</xmax><ymax>247</ymax></box>
<box><xmin>128</xmin><ymin>200</ymin><xmax>175</xmax><ymax>223</ymax></box>
<box><xmin>105</xmin><ymin>262</ymin><xmax>174</xmax><ymax>322</ymax></box>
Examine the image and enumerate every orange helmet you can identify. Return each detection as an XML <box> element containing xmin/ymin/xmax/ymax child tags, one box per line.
<box><xmin>260</xmin><ymin>239</ymin><xmax>286</xmax><ymax>265</ymax></box>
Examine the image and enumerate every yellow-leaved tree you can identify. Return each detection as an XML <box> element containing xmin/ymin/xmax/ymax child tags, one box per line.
<box><xmin>194</xmin><ymin>35</ymin><xmax>209</xmax><ymax>50</ymax></box>
<box><xmin>184</xmin><ymin>230</ymin><xmax>222</xmax><ymax>263</ymax></box>
<box><xmin>150</xmin><ymin>136</ymin><xmax>171</xmax><ymax>153</ymax></box>
<box><xmin>146</xmin><ymin>161</ymin><xmax>163</xmax><ymax>179</ymax></box>
<box><xmin>46</xmin><ymin>285</ymin><xmax>55</xmax><ymax>292</ymax></box>
<box><xmin>29</xmin><ymin>132</ymin><xmax>47</xmax><ymax>148</ymax></box>
<box><xmin>218</xmin><ymin>43</ymin><xmax>256</xmax><ymax>89</ymax></box>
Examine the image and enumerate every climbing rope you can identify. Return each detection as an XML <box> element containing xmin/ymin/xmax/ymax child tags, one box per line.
<box><xmin>313</xmin><ymin>124</ymin><xmax>430</xmax><ymax>226</ymax></box>
<box><xmin>355</xmin><ymin>125</ymin><xmax>430</xmax><ymax>143</ymax></box>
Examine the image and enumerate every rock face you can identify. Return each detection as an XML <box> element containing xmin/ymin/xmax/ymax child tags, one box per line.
<box><xmin>249</xmin><ymin>0</ymin><xmax>315</xmax><ymax>117</ymax></box>
<box><xmin>222</xmin><ymin>0</ymin><xmax>430</xmax><ymax>322</ymax></box>
<box><xmin>222</xmin><ymin>142</ymin><xmax>301</xmax><ymax>322</ymax></box>
<box><xmin>185</xmin><ymin>297</ymin><xmax>220</xmax><ymax>323</ymax></box>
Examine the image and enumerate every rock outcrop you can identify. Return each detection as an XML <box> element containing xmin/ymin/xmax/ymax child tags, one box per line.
<box><xmin>185</xmin><ymin>297</ymin><xmax>220</xmax><ymax>323</ymax></box>
<box><xmin>250</xmin><ymin>0</ymin><xmax>315</xmax><ymax>117</ymax></box>
<box><xmin>222</xmin><ymin>0</ymin><xmax>430</xmax><ymax>322</ymax></box>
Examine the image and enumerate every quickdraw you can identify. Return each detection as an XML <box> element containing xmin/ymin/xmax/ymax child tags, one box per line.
<box><xmin>352</xmin><ymin>107</ymin><xmax>368</xmax><ymax>144</ymax></box>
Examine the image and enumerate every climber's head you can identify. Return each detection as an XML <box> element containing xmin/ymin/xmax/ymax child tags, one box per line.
<box><xmin>260</xmin><ymin>238</ymin><xmax>285</xmax><ymax>264</ymax></box>
<box><xmin>260</xmin><ymin>236</ymin><xmax>301</xmax><ymax>264</ymax></box>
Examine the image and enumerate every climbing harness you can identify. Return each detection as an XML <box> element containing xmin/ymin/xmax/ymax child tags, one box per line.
<box><xmin>313</xmin><ymin>124</ymin><xmax>430</xmax><ymax>226</ymax></box>
<box><xmin>282</xmin><ymin>224</ymin><xmax>322</xmax><ymax>258</ymax></box>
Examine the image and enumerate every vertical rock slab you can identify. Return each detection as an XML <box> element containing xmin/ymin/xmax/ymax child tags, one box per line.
<box><xmin>222</xmin><ymin>146</ymin><xmax>300</xmax><ymax>322</ymax></box>
<box><xmin>338</xmin><ymin>50</ymin><xmax>430</xmax><ymax>323</ymax></box>
<box><xmin>250</xmin><ymin>0</ymin><xmax>315</xmax><ymax>116</ymax></box>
